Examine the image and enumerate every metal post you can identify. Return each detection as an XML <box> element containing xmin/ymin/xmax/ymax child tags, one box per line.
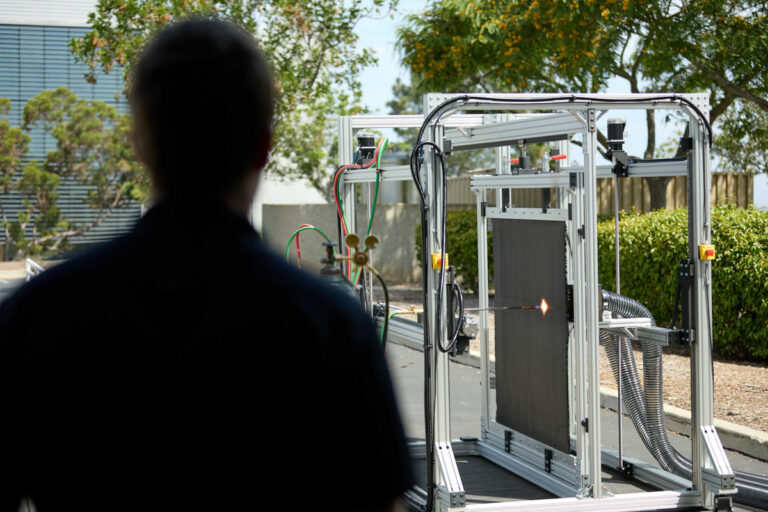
<box><xmin>614</xmin><ymin>176</ymin><xmax>621</xmax><ymax>295</ymax></box>
<box><xmin>689</xmin><ymin>116</ymin><xmax>715</xmax><ymax>507</ymax></box>
<box><xmin>338</xmin><ymin>116</ymin><xmax>357</xmax><ymax>278</ymax></box>
<box><xmin>422</xmin><ymin>94</ymin><xmax>456</xmax><ymax>506</ymax></box>
<box><xmin>583</xmin><ymin>109</ymin><xmax>603</xmax><ymax>498</ymax></box>
<box><xmin>613</xmin><ymin>174</ymin><xmax>624</xmax><ymax>470</ymax></box>
<box><xmin>476</xmin><ymin>190</ymin><xmax>491</xmax><ymax>436</ymax></box>
<box><xmin>570</xmin><ymin>170</ymin><xmax>589</xmax><ymax>491</ymax></box>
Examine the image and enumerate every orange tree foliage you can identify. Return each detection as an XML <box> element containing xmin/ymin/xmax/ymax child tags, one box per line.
<box><xmin>397</xmin><ymin>0</ymin><xmax>768</xmax><ymax>202</ymax></box>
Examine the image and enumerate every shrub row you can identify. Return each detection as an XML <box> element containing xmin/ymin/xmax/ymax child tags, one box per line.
<box><xmin>420</xmin><ymin>205</ymin><xmax>768</xmax><ymax>360</ymax></box>
<box><xmin>598</xmin><ymin>204</ymin><xmax>768</xmax><ymax>361</ymax></box>
<box><xmin>415</xmin><ymin>209</ymin><xmax>493</xmax><ymax>292</ymax></box>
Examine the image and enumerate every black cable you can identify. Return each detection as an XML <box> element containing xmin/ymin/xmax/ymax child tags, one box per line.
<box><xmin>419</xmin><ymin>204</ymin><xmax>435</xmax><ymax>512</ymax></box>
<box><xmin>421</xmin><ymin>94</ymin><xmax>712</xmax><ymax>146</ymax></box>
<box><xmin>372</xmin><ymin>268</ymin><xmax>389</xmax><ymax>352</ymax></box>
<box><xmin>450</xmin><ymin>282</ymin><xmax>464</xmax><ymax>344</ymax></box>
<box><xmin>410</xmin><ymin>141</ymin><xmax>458</xmax><ymax>353</ymax></box>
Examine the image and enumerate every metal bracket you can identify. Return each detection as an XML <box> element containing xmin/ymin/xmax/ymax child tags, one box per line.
<box><xmin>701</xmin><ymin>426</ymin><xmax>736</xmax><ymax>491</ymax></box>
<box><xmin>436</xmin><ymin>441</ymin><xmax>466</xmax><ymax>507</ymax></box>
<box><xmin>576</xmin><ymin>483</ymin><xmax>593</xmax><ymax>499</ymax></box>
<box><xmin>715</xmin><ymin>495</ymin><xmax>734</xmax><ymax>512</ymax></box>
<box><xmin>504</xmin><ymin>430</ymin><xmax>513</xmax><ymax>452</ymax></box>
<box><xmin>545</xmin><ymin>448</ymin><xmax>553</xmax><ymax>473</ymax></box>
<box><xmin>618</xmin><ymin>462</ymin><xmax>635</xmax><ymax>479</ymax></box>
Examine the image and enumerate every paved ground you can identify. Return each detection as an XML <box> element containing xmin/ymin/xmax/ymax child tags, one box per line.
<box><xmin>2</xmin><ymin>275</ymin><xmax>765</xmax><ymax>509</ymax></box>
<box><xmin>385</xmin><ymin>341</ymin><xmax>768</xmax><ymax>510</ymax></box>
<box><xmin>0</xmin><ymin>277</ymin><xmax>25</xmax><ymax>304</ymax></box>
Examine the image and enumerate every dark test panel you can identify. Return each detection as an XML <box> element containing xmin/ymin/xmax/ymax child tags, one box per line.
<box><xmin>493</xmin><ymin>219</ymin><xmax>570</xmax><ymax>454</ymax></box>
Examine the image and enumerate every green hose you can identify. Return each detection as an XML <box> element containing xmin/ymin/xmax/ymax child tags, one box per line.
<box><xmin>284</xmin><ymin>226</ymin><xmax>335</xmax><ymax>263</ymax></box>
<box><xmin>336</xmin><ymin>136</ymin><xmax>388</xmax><ymax>228</ymax></box>
<box><xmin>352</xmin><ymin>136</ymin><xmax>388</xmax><ymax>285</ymax></box>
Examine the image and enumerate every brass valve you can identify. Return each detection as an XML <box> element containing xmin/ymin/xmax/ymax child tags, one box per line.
<box><xmin>337</xmin><ymin>233</ymin><xmax>379</xmax><ymax>271</ymax></box>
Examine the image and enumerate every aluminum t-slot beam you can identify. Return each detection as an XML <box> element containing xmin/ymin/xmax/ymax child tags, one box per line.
<box><xmin>436</xmin><ymin>442</ymin><xmax>466</xmax><ymax>508</ymax></box>
<box><xmin>601</xmin><ymin>446</ymin><xmax>692</xmax><ymax>492</ymax></box>
<box><xmin>485</xmin><ymin>207</ymin><xmax>568</xmax><ymax>222</ymax></box>
<box><xmin>560</xmin><ymin>159</ymin><xmax>689</xmax><ymax>179</ymax></box>
<box><xmin>444</xmin><ymin>113</ymin><xmax>581</xmax><ymax>152</ymax></box>
<box><xmin>471</xmin><ymin>173</ymin><xmax>572</xmax><ymax>190</ymax></box>
<box><xmin>460</xmin><ymin>491</ymin><xmax>701</xmax><ymax>512</ymax></box>
<box><xmin>341</xmin><ymin>165</ymin><xmax>413</xmax><ymax>184</ymax></box>
<box><xmin>701</xmin><ymin>426</ymin><xmax>736</xmax><ymax>492</ymax></box>
<box><xmin>348</xmin><ymin>113</ymin><xmax>488</xmax><ymax>129</ymax></box>
<box><xmin>600</xmin><ymin>320</ymin><xmax>682</xmax><ymax>347</ymax></box>
<box><xmin>635</xmin><ymin>326</ymin><xmax>683</xmax><ymax>347</ymax></box>
<box><xmin>469</xmin><ymin>160</ymin><xmax>688</xmax><ymax>193</ymax></box>
<box><xmin>424</xmin><ymin>92</ymin><xmax>710</xmax><ymax>117</ymax></box>
<box><xmin>381</xmin><ymin>317</ymin><xmax>423</xmax><ymax>350</ymax></box>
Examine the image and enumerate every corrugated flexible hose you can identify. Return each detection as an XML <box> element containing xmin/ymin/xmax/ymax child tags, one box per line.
<box><xmin>601</xmin><ymin>290</ymin><xmax>768</xmax><ymax>508</ymax></box>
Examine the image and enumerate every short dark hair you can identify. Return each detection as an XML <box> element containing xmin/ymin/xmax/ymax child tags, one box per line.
<box><xmin>130</xmin><ymin>19</ymin><xmax>274</xmax><ymax>197</ymax></box>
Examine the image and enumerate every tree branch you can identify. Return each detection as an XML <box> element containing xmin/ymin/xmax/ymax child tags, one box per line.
<box><xmin>710</xmin><ymin>93</ymin><xmax>734</xmax><ymax>124</ymax></box>
<box><xmin>707</xmin><ymin>70</ymin><xmax>768</xmax><ymax>113</ymax></box>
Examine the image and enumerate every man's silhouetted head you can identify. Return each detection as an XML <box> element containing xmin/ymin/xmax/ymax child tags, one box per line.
<box><xmin>130</xmin><ymin>19</ymin><xmax>274</xmax><ymax>203</ymax></box>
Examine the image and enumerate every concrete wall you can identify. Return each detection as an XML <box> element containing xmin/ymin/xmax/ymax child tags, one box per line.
<box><xmin>261</xmin><ymin>203</ymin><xmax>422</xmax><ymax>284</ymax></box>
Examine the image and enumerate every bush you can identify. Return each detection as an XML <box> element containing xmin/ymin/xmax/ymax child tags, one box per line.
<box><xmin>416</xmin><ymin>206</ymin><xmax>768</xmax><ymax>360</ymax></box>
<box><xmin>415</xmin><ymin>209</ymin><xmax>492</xmax><ymax>292</ymax></box>
<box><xmin>598</xmin><ymin>204</ymin><xmax>768</xmax><ymax>361</ymax></box>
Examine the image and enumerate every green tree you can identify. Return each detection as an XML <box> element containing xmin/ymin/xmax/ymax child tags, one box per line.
<box><xmin>0</xmin><ymin>98</ymin><xmax>31</xmax><ymax>260</ymax></box>
<box><xmin>397</xmin><ymin>0</ymin><xmax>768</xmax><ymax>208</ymax></box>
<box><xmin>70</xmin><ymin>0</ymin><xmax>395</xmax><ymax>198</ymax></box>
<box><xmin>386</xmin><ymin>76</ymin><xmax>495</xmax><ymax>175</ymax></box>
<box><xmin>2</xmin><ymin>88</ymin><xmax>143</xmax><ymax>260</ymax></box>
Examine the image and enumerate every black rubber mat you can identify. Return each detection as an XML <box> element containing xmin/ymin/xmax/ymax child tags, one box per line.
<box><xmin>493</xmin><ymin>219</ymin><xmax>570</xmax><ymax>454</ymax></box>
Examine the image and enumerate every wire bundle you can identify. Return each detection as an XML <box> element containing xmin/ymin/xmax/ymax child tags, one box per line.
<box><xmin>284</xmin><ymin>224</ymin><xmax>334</xmax><ymax>267</ymax></box>
<box><xmin>333</xmin><ymin>136</ymin><xmax>387</xmax><ymax>285</ymax></box>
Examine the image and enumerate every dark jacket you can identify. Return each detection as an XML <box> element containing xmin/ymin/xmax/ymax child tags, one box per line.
<box><xmin>0</xmin><ymin>201</ymin><xmax>412</xmax><ymax>511</ymax></box>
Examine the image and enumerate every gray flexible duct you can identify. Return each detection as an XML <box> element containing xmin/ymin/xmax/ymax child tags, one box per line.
<box><xmin>601</xmin><ymin>290</ymin><xmax>768</xmax><ymax>508</ymax></box>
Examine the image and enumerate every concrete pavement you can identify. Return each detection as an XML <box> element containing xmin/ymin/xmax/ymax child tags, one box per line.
<box><xmin>384</xmin><ymin>341</ymin><xmax>768</xmax><ymax>510</ymax></box>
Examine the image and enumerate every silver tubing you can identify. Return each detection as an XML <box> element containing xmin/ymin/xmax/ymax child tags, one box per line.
<box><xmin>601</xmin><ymin>290</ymin><xmax>768</xmax><ymax>508</ymax></box>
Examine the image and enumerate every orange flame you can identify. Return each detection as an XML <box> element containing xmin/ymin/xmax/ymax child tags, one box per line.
<box><xmin>540</xmin><ymin>298</ymin><xmax>549</xmax><ymax>316</ymax></box>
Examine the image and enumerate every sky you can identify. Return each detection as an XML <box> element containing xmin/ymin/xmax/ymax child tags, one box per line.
<box><xmin>353</xmin><ymin>0</ymin><xmax>767</xmax><ymax>207</ymax></box>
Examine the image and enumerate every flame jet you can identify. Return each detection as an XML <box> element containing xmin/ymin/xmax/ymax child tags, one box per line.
<box><xmin>466</xmin><ymin>298</ymin><xmax>549</xmax><ymax>317</ymax></box>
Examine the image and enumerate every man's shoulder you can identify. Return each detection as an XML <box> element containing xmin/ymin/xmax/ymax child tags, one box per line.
<box><xmin>18</xmin><ymin>235</ymin><xmax>136</xmax><ymax>290</ymax></box>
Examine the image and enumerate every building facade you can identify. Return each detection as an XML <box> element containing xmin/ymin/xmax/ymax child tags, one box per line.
<box><xmin>0</xmin><ymin>0</ymin><xmax>141</xmax><ymax>251</ymax></box>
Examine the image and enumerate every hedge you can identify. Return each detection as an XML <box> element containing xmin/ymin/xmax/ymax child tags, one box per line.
<box><xmin>598</xmin><ymin>204</ymin><xmax>768</xmax><ymax>361</ymax></box>
<box><xmin>415</xmin><ymin>209</ymin><xmax>492</xmax><ymax>292</ymax></box>
<box><xmin>419</xmin><ymin>205</ymin><xmax>768</xmax><ymax>361</ymax></box>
